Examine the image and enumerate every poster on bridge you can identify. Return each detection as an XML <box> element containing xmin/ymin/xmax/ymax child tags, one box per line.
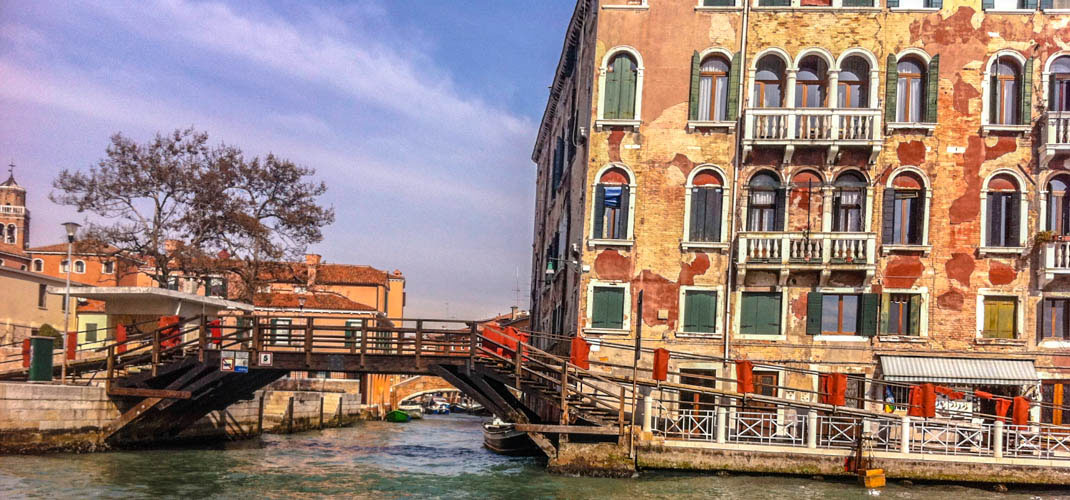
<box><xmin>220</xmin><ymin>351</ymin><xmax>249</xmax><ymax>373</ymax></box>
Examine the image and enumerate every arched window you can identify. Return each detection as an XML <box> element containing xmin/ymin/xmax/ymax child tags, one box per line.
<box><xmin>687</xmin><ymin>169</ymin><xmax>725</xmax><ymax>243</ymax></box>
<box><xmin>5</xmin><ymin>224</ymin><xmax>14</xmax><ymax>244</ymax></box>
<box><xmin>789</xmin><ymin>171</ymin><xmax>822</xmax><ymax>233</ymax></box>
<box><xmin>796</xmin><ymin>56</ymin><xmax>829</xmax><ymax>108</ymax></box>
<box><xmin>991</xmin><ymin>56</ymin><xmax>1022</xmax><ymax>125</ymax></box>
<box><xmin>747</xmin><ymin>172</ymin><xmax>783</xmax><ymax>231</ymax></box>
<box><xmin>74</xmin><ymin>260</ymin><xmax>86</xmax><ymax>274</ymax></box>
<box><xmin>838</xmin><ymin>56</ymin><xmax>870</xmax><ymax>108</ymax></box>
<box><xmin>1048</xmin><ymin>175</ymin><xmax>1070</xmax><ymax>235</ymax></box>
<box><xmin>60</xmin><ymin>259</ymin><xmax>69</xmax><ymax>273</ymax></box>
<box><xmin>985</xmin><ymin>173</ymin><xmax>1022</xmax><ymax>247</ymax></box>
<box><xmin>896</xmin><ymin>57</ymin><xmax>927</xmax><ymax>122</ymax></box>
<box><xmin>103</xmin><ymin>261</ymin><xmax>115</xmax><ymax>274</ymax></box>
<box><xmin>882</xmin><ymin>171</ymin><xmax>927</xmax><ymax>245</ymax></box>
<box><xmin>698</xmin><ymin>55</ymin><xmax>731</xmax><ymax>121</ymax></box>
<box><xmin>32</xmin><ymin>259</ymin><xmax>43</xmax><ymax>272</ymax></box>
<box><xmin>593</xmin><ymin>167</ymin><xmax>632</xmax><ymax>240</ymax></box>
<box><xmin>832</xmin><ymin>172</ymin><xmax>867</xmax><ymax>232</ymax></box>
<box><xmin>1051</xmin><ymin>55</ymin><xmax>1070</xmax><ymax>112</ymax></box>
<box><xmin>604</xmin><ymin>53</ymin><xmax>638</xmax><ymax>120</ymax></box>
<box><xmin>754</xmin><ymin>56</ymin><xmax>785</xmax><ymax>108</ymax></box>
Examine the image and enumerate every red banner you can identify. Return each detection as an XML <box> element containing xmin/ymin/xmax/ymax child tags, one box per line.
<box><xmin>21</xmin><ymin>339</ymin><xmax>30</xmax><ymax>368</ymax></box>
<box><xmin>907</xmin><ymin>386</ymin><xmax>923</xmax><ymax>417</ymax></box>
<box><xmin>995</xmin><ymin>398</ymin><xmax>1012</xmax><ymax>422</ymax></box>
<box><xmin>652</xmin><ymin>348</ymin><xmax>669</xmax><ymax>382</ymax></box>
<box><xmin>159</xmin><ymin>316</ymin><xmax>180</xmax><ymax>349</ymax></box>
<box><xmin>1012</xmin><ymin>396</ymin><xmax>1030</xmax><ymax>426</ymax></box>
<box><xmin>735</xmin><ymin>360</ymin><xmax>754</xmax><ymax>394</ymax></box>
<box><xmin>66</xmin><ymin>332</ymin><xmax>77</xmax><ymax>360</ymax></box>
<box><xmin>209</xmin><ymin>319</ymin><xmax>222</xmax><ymax>347</ymax></box>
<box><xmin>570</xmin><ymin>337</ymin><xmax>590</xmax><ymax>370</ymax></box>
<box><xmin>116</xmin><ymin>324</ymin><xmax>127</xmax><ymax>354</ymax></box>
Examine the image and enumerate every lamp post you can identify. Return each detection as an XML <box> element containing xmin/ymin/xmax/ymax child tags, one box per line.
<box><xmin>60</xmin><ymin>222</ymin><xmax>81</xmax><ymax>384</ymax></box>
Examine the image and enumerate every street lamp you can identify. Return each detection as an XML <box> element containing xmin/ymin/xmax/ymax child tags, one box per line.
<box><xmin>60</xmin><ymin>222</ymin><xmax>80</xmax><ymax>384</ymax></box>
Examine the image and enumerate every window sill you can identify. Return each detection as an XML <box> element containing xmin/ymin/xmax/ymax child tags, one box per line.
<box><xmin>687</xmin><ymin>120</ymin><xmax>736</xmax><ymax>132</ymax></box>
<box><xmin>735</xmin><ymin>334</ymin><xmax>786</xmax><ymax>341</ymax></box>
<box><xmin>675</xmin><ymin>332</ymin><xmax>723</xmax><ymax>339</ymax></box>
<box><xmin>876</xmin><ymin>335</ymin><xmax>928</xmax><ymax>343</ymax></box>
<box><xmin>981</xmin><ymin>124</ymin><xmax>1030</xmax><ymax>135</ymax></box>
<box><xmin>595</xmin><ymin>119</ymin><xmax>641</xmax><ymax>131</ymax></box>
<box><xmin>695</xmin><ymin>5</ymin><xmax>743</xmax><ymax>11</ymax></box>
<box><xmin>588</xmin><ymin>238</ymin><xmax>634</xmax><ymax>249</ymax></box>
<box><xmin>813</xmin><ymin>335</ymin><xmax>871</xmax><ymax>342</ymax></box>
<box><xmin>751</xmin><ymin>6</ymin><xmax>880</xmax><ymax>12</ymax></box>
<box><xmin>681</xmin><ymin>241</ymin><xmax>730</xmax><ymax>251</ymax></box>
<box><xmin>1043</xmin><ymin>9</ymin><xmax>1070</xmax><ymax>13</ymax></box>
<box><xmin>978</xmin><ymin>246</ymin><xmax>1026</xmax><ymax>257</ymax></box>
<box><xmin>583</xmin><ymin>328</ymin><xmax>630</xmax><ymax>336</ymax></box>
<box><xmin>889</xmin><ymin>7</ymin><xmax>940</xmax><ymax>12</ymax></box>
<box><xmin>602</xmin><ymin>4</ymin><xmax>650</xmax><ymax>10</ymax></box>
<box><xmin>882</xmin><ymin>244</ymin><xmax>931</xmax><ymax>255</ymax></box>
<box><xmin>1038</xmin><ymin>340</ymin><xmax>1070</xmax><ymax>348</ymax></box>
<box><xmin>974</xmin><ymin>337</ymin><xmax>1026</xmax><ymax>345</ymax></box>
<box><xmin>886</xmin><ymin>122</ymin><xmax>936</xmax><ymax>134</ymax></box>
<box><xmin>983</xmin><ymin>8</ymin><xmax>1036</xmax><ymax>13</ymax></box>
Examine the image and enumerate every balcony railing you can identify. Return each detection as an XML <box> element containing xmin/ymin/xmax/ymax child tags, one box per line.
<box><xmin>738</xmin><ymin>231</ymin><xmax>876</xmax><ymax>268</ymax></box>
<box><xmin>743</xmin><ymin>108</ymin><xmax>882</xmax><ymax>164</ymax></box>
<box><xmin>1041</xmin><ymin>111</ymin><xmax>1070</xmax><ymax>169</ymax></box>
<box><xmin>1039</xmin><ymin>241</ymin><xmax>1070</xmax><ymax>287</ymax></box>
<box><xmin>0</xmin><ymin>206</ymin><xmax>25</xmax><ymax>216</ymax></box>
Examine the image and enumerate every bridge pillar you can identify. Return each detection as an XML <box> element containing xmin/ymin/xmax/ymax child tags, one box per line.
<box><xmin>642</xmin><ymin>395</ymin><xmax>652</xmax><ymax>433</ymax></box>
<box><xmin>994</xmin><ymin>420</ymin><xmax>1004</xmax><ymax>459</ymax></box>
<box><xmin>807</xmin><ymin>411</ymin><xmax>818</xmax><ymax>449</ymax></box>
<box><xmin>716</xmin><ymin>406</ymin><xmax>727</xmax><ymax>444</ymax></box>
<box><xmin>900</xmin><ymin>416</ymin><xmax>911</xmax><ymax>454</ymax></box>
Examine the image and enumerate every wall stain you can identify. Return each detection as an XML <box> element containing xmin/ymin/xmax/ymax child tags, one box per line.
<box><xmin>988</xmin><ymin>261</ymin><xmax>1017</xmax><ymax>285</ymax></box>
<box><xmin>937</xmin><ymin>289</ymin><xmax>965</xmax><ymax>311</ymax></box>
<box><xmin>896</xmin><ymin>140</ymin><xmax>926</xmax><ymax>167</ymax></box>
<box><xmin>608</xmin><ymin>130</ymin><xmax>625</xmax><ymax>163</ymax></box>
<box><xmin>678</xmin><ymin>253</ymin><xmax>711</xmax><ymax>286</ymax></box>
<box><xmin>948</xmin><ymin>136</ymin><xmax>985</xmax><ymax>224</ymax></box>
<box><xmin>594</xmin><ymin>249</ymin><xmax>631</xmax><ymax>281</ymax></box>
<box><xmin>945</xmin><ymin>252</ymin><xmax>975</xmax><ymax>287</ymax></box>
<box><xmin>884</xmin><ymin>255</ymin><xmax>924</xmax><ymax>289</ymax></box>
<box><xmin>637</xmin><ymin>270</ymin><xmax>677</xmax><ymax>328</ymax></box>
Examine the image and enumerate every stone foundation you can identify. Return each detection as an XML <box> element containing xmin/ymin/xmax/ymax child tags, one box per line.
<box><xmin>548</xmin><ymin>441</ymin><xmax>636</xmax><ymax>478</ymax></box>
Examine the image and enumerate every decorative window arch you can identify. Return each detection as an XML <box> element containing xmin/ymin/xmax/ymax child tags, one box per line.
<box><xmin>981</xmin><ymin>50</ymin><xmax>1033</xmax><ymax>129</ymax></box>
<box><xmin>1044</xmin><ymin>52</ymin><xmax>1070</xmax><ymax>112</ymax></box>
<box><xmin>886</xmin><ymin>50</ymin><xmax>937</xmax><ymax>125</ymax></box>
<box><xmin>836</xmin><ymin>49</ymin><xmax>880</xmax><ymax>110</ymax></box>
<box><xmin>590</xmin><ymin>164</ymin><xmax>636</xmax><ymax>244</ymax></box>
<box><xmin>102</xmin><ymin>260</ymin><xmax>116</xmax><ymax>275</ymax></box>
<box><xmin>689</xmin><ymin>48</ymin><xmax>737</xmax><ymax>122</ymax></box>
<box><xmin>745</xmin><ymin>170</ymin><xmax>785</xmax><ymax>231</ymax></box>
<box><xmin>74</xmin><ymin>260</ymin><xmax>86</xmax><ymax>274</ymax></box>
<box><xmin>1040</xmin><ymin>172</ymin><xmax>1070</xmax><ymax>236</ymax></box>
<box><xmin>882</xmin><ymin>167</ymin><xmax>931</xmax><ymax>247</ymax></box>
<box><xmin>4</xmin><ymin>224</ymin><xmax>14</xmax><ymax>244</ymax></box>
<box><xmin>749</xmin><ymin>49</ymin><xmax>790</xmax><ymax>108</ymax></box>
<box><xmin>831</xmin><ymin>171</ymin><xmax>868</xmax><ymax>232</ymax></box>
<box><xmin>32</xmin><ymin>258</ymin><xmax>43</xmax><ymax>272</ymax></box>
<box><xmin>980</xmin><ymin>170</ymin><xmax>1028</xmax><ymax>251</ymax></box>
<box><xmin>597</xmin><ymin>47</ymin><xmax>644</xmax><ymax>125</ymax></box>
<box><xmin>794</xmin><ymin>51</ymin><xmax>832</xmax><ymax>108</ymax></box>
<box><xmin>683</xmin><ymin>165</ymin><xmax>730</xmax><ymax>246</ymax></box>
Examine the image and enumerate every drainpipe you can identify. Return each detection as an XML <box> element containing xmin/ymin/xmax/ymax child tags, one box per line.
<box><xmin>724</xmin><ymin>0</ymin><xmax>753</xmax><ymax>376</ymax></box>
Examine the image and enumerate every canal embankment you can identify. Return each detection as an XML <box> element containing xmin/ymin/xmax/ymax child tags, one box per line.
<box><xmin>0</xmin><ymin>381</ymin><xmax>380</xmax><ymax>454</ymax></box>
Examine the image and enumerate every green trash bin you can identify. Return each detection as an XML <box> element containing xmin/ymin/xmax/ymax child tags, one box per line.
<box><xmin>27</xmin><ymin>336</ymin><xmax>54</xmax><ymax>382</ymax></box>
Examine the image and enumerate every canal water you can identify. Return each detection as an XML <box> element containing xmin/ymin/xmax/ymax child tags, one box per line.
<box><xmin>0</xmin><ymin>414</ymin><xmax>1067</xmax><ymax>499</ymax></box>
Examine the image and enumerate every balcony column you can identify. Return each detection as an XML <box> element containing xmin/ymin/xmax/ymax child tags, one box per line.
<box><xmin>827</xmin><ymin>70</ymin><xmax>840</xmax><ymax>142</ymax></box>
<box><xmin>821</xmin><ymin>186</ymin><xmax>834</xmax><ymax>233</ymax></box>
<box><xmin>785</xmin><ymin>70</ymin><xmax>798</xmax><ymax>140</ymax></box>
<box><xmin>994</xmin><ymin>420</ymin><xmax>1004</xmax><ymax>459</ymax></box>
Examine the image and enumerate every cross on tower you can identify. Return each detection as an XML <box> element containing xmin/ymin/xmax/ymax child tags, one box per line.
<box><xmin>6</xmin><ymin>162</ymin><xmax>13</xmax><ymax>177</ymax></box>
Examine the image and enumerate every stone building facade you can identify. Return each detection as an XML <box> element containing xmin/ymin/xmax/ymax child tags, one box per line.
<box><xmin>531</xmin><ymin>0</ymin><xmax>1070</xmax><ymax>420</ymax></box>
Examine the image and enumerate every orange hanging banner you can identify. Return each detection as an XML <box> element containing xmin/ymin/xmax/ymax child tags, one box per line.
<box><xmin>818</xmin><ymin>374</ymin><xmax>831</xmax><ymax>405</ymax></box>
<box><xmin>159</xmin><ymin>316</ymin><xmax>181</xmax><ymax>349</ymax></box>
<box><xmin>994</xmin><ymin>398</ymin><xmax>1012</xmax><ymax>423</ymax></box>
<box><xmin>115</xmin><ymin>324</ymin><xmax>128</xmax><ymax>354</ymax></box>
<box><xmin>652</xmin><ymin>348</ymin><xmax>669</xmax><ymax>382</ymax></box>
<box><xmin>921</xmin><ymin>383</ymin><xmax>937</xmax><ymax>418</ymax></box>
<box><xmin>21</xmin><ymin>339</ymin><xmax>30</xmax><ymax>368</ymax></box>
<box><xmin>907</xmin><ymin>386</ymin><xmax>923</xmax><ymax>417</ymax></box>
<box><xmin>934</xmin><ymin>385</ymin><xmax>965</xmax><ymax>400</ymax></box>
<box><xmin>209</xmin><ymin>319</ymin><xmax>222</xmax><ymax>347</ymax></box>
<box><xmin>735</xmin><ymin>360</ymin><xmax>754</xmax><ymax>394</ymax></box>
<box><xmin>974</xmin><ymin>389</ymin><xmax>994</xmax><ymax>400</ymax></box>
<box><xmin>66</xmin><ymin>332</ymin><xmax>77</xmax><ymax>360</ymax></box>
<box><xmin>570</xmin><ymin>337</ymin><xmax>590</xmax><ymax>370</ymax></box>
<box><xmin>830</xmin><ymin>373</ymin><xmax>848</xmax><ymax>406</ymax></box>
<box><xmin>1012</xmin><ymin>396</ymin><xmax>1030</xmax><ymax>426</ymax></box>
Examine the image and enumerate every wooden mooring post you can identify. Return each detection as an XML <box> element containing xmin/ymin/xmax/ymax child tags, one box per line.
<box><xmin>560</xmin><ymin>361</ymin><xmax>569</xmax><ymax>425</ymax></box>
<box><xmin>257</xmin><ymin>392</ymin><xmax>266</xmax><ymax>434</ymax></box>
<box><xmin>287</xmin><ymin>396</ymin><xmax>295</xmax><ymax>433</ymax></box>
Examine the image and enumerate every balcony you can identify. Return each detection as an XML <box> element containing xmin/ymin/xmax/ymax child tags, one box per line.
<box><xmin>1040</xmin><ymin>111</ymin><xmax>1070</xmax><ymax>169</ymax></box>
<box><xmin>1039</xmin><ymin>241</ymin><xmax>1070</xmax><ymax>287</ymax></box>
<box><xmin>0</xmin><ymin>206</ymin><xmax>25</xmax><ymax>216</ymax></box>
<box><xmin>742</xmin><ymin>108</ymin><xmax>882</xmax><ymax>165</ymax></box>
<box><xmin>737</xmin><ymin>231</ymin><xmax>876</xmax><ymax>285</ymax></box>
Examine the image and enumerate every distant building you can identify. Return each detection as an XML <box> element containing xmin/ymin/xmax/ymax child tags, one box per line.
<box><xmin>0</xmin><ymin>266</ymin><xmax>78</xmax><ymax>345</ymax></box>
<box><xmin>0</xmin><ymin>169</ymin><xmax>30</xmax><ymax>270</ymax></box>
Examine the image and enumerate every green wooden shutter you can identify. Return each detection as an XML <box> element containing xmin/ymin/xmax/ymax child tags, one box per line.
<box><xmin>727</xmin><ymin>52</ymin><xmax>742</xmax><ymax>121</ymax></box>
<box><xmin>990</xmin><ymin>72</ymin><xmax>1001</xmax><ymax>124</ymax></box>
<box><xmin>983</xmin><ymin>299</ymin><xmax>997</xmax><ymax>337</ymax></box>
<box><xmin>1042</xmin><ymin>0</ymin><xmax>1054</xmax><ymax>8</ymax></box>
<box><xmin>617</xmin><ymin>185</ymin><xmax>631</xmax><ymax>240</ymax></box>
<box><xmin>593</xmin><ymin>185</ymin><xmax>606</xmax><ymax>239</ymax></box>
<box><xmin>690</xmin><ymin>188</ymin><xmax>707</xmax><ymax>241</ymax></box>
<box><xmin>1021</xmin><ymin>57</ymin><xmax>1034</xmax><ymax>125</ymax></box>
<box><xmin>593</xmin><ymin>287</ymin><xmax>624</xmax><ymax>329</ymax></box>
<box><xmin>604</xmin><ymin>57</ymin><xmax>622</xmax><ymax>120</ymax></box>
<box><xmin>1006</xmin><ymin>192</ymin><xmax>1021</xmax><ymax>247</ymax></box>
<box><xmin>909</xmin><ymin>189</ymin><xmax>925</xmax><ymax>245</ymax></box>
<box><xmin>888</xmin><ymin>0</ymin><xmax>900</xmax><ymax>7</ymax></box>
<box><xmin>709</xmin><ymin>291</ymin><xmax>719</xmax><ymax>334</ymax></box>
<box><xmin>740</xmin><ymin>293</ymin><xmax>758</xmax><ymax>334</ymax></box>
<box><xmin>684</xmin><ymin>291</ymin><xmax>699</xmax><ymax>332</ymax></box>
<box><xmin>987</xmin><ymin>192</ymin><xmax>1001</xmax><ymax>247</ymax></box>
<box><xmin>879</xmin><ymin>294</ymin><xmax>891</xmax><ymax>335</ymax></box>
<box><xmin>684</xmin><ymin>291</ymin><xmax>717</xmax><ymax>333</ymax></box>
<box><xmin>1024</xmin><ymin>0</ymin><xmax>1038</xmax><ymax>9</ymax></box>
<box><xmin>859</xmin><ymin>293</ymin><xmax>880</xmax><ymax>337</ymax></box>
<box><xmin>982</xmin><ymin>0</ymin><xmax>995</xmax><ymax>9</ymax></box>
<box><xmin>707</xmin><ymin>188</ymin><xmax>723</xmax><ymax>242</ymax></box>
<box><xmin>619</xmin><ymin>57</ymin><xmax>637</xmax><ymax>120</ymax></box>
<box><xmin>806</xmin><ymin>292</ymin><xmax>823</xmax><ymax>335</ymax></box>
<box><xmin>774</xmin><ymin>188</ymin><xmax>787</xmax><ymax>230</ymax></box>
<box><xmin>843</xmin><ymin>0</ymin><xmax>872</xmax><ymax>6</ymax></box>
<box><xmin>998</xmin><ymin>300</ymin><xmax>1016</xmax><ymax>338</ymax></box>
<box><xmin>908</xmin><ymin>295</ymin><xmax>922</xmax><ymax>336</ymax></box>
<box><xmin>882</xmin><ymin>188</ymin><xmax>896</xmax><ymax>244</ymax></box>
<box><xmin>885</xmin><ymin>54</ymin><xmax>898</xmax><ymax>123</ymax></box>
<box><xmin>762</xmin><ymin>293</ymin><xmax>781</xmax><ymax>335</ymax></box>
<box><xmin>926</xmin><ymin>55</ymin><xmax>940</xmax><ymax>123</ymax></box>
<box><xmin>689</xmin><ymin>51</ymin><xmax>701</xmax><ymax>121</ymax></box>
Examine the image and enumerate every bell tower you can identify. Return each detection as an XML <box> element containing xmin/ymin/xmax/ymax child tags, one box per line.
<box><xmin>0</xmin><ymin>163</ymin><xmax>30</xmax><ymax>250</ymax></box>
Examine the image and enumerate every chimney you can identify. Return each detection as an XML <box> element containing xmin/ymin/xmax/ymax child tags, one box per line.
<box><xmin>511</xmin><ymin>306</ymin><xmax>519</xmax><ymax>320</ymax></box>
<box><xmin>305</xmin><ymin>253</ymin><xmax>321</xmax><ymax>287</ymax></box>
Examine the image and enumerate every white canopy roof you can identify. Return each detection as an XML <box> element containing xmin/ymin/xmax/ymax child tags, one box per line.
<box><xmin>48</xmin><ymin>286</ymin><xmax>254</xmax><ymax>316</ymax></box>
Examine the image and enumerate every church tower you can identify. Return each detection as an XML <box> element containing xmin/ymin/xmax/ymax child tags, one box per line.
<box><xmin>0</xmin><ymin>164</ymin><xmax>30</xmax><ymax>250</ymax></box>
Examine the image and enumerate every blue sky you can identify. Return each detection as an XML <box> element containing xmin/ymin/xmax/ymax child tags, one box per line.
<box><xmin>0</xmin><ymin>0</ymin><xmax>574</xmax><ymax>319</ymax></box>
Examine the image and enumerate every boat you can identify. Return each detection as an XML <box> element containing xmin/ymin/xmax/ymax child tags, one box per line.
<box><xmin>398</xmin><ymin>403</ymin><xmax>423</xmax><ymax>419</ymax></box>
<box><xmin>426</xmin><ymin>397</ymin><xmax>451</xmax><ymax>415</ymax></box>
<box><xmin>385</xmin><ymin>409</ymin><xmax>411</xmax><ymax>423</ymax></box>
<box><xmin>482</xmin><ymin>419</ymin><xmax>541</xmax><ymax>456</ymax></box>
<box><xmin>451</xmin><ymin>398</ymin><xmax>486</xmax><ymax>414</ymax></box>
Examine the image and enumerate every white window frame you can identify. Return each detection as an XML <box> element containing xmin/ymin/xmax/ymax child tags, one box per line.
<box><xmin>602</xmin><ymin>0</ymin><xmax>650</xmax><ymax>9</ymax></box>
<box><xmin>1038</xmin><ymin>291</ymin><xmax>1070</xmax><ymax>348</ymax></box>
<box><xmin>688</xmin><ymin>48</ymin><xmax>739</xmax><ymax>131</ymax></box>
<box><xmin>102</xmin><ymin>261</ymin><xmax>115</xmax><ymax>274</ymax></box>
<box><xmin>825</xmin><ymin>169</ymin><xmax>874</xmax><ymax>233</ymax></box>
<box><xmin>588</xmin><ymin>163</ymin><xmax>637</xmax><ymax>248</ymax></box>
<box><xmin>812</xmin><ymin>286</ymin><xmax>870</xmax><ymax>342</ymax></box>
<box><xmin>741</xmin><ymin>168</ymin><xmax>787</xmax><ymax>232</ymax></box>
<box><xmin>32</xmin><ymin>258</ymin><xmax>43</xmax><ymax>272</ymax></box>
<box><xmin>584</xmin><ymin>280</ymin><xmax>631</xmax><ymax>335</ymax></box>
<box><xmin>682</xmin><ymin>164</ymin><xmax>731</xmax><ymax>249</ymax></box>
<box><xmin>1042</xmin><ymin>51</ymin><xmax>1070</xmax><ymax>111</ymax></box>
<box><xmin>886</xmin><ymin>49</ymin><xmax>938</xmax><ymax>131</ymax></box>
<box><xmin>890</xmin><ymin>0</ymin><xmax>939</xmax><ymax>11</ymax></box>
<box><xmin>677</xmin><ymin>285</ymin><xmax>727</xmax><ymax>337</ymax></box>
<box><xmin>975</xmin><ymin>289</ymin><xmax>1025</xmax><ymax>342</ymax></box>
<box><xmin>978</xmin><ymin>169</ymin><xmax>1029</xmax><ymax>256</ymax></box>
<box><xmin>695</xmin><ymin>0</ymin><xmax>743</xmax><ymax>10</ymax></box>
<box><xmin>73</xmin><ymin>260</ymin><xmax>86</xmax><ymax>274</ymax></box>
<box><xmin>985</xmin><ymin>0</ymin><xmax>1034</xmax><ymax>13</ymax></box>
<box><xmin>980</xmin><ymin>50</ymin><xmax>1030</xmax><ymax>134</ymax></box>
<box><xmin>596</xmin><ymin>46</ymin><xmax>645</xmax><ymax>131</ymax></box>
<box><xmin>746</xmin><ymin>48</ymin><xmax>792</xmax><ymax>109</ymax></box>
<box><xmin>60</xmin><ymin>259</ymin><xmax>69</xmax><ymax>274</ymax></box>
<box><xmin>751</xmin><ymin>0</ymin><xmax>880</xmax><ymax>9</ymax></box>
<box><xmin>834</xmin><ymin>48</ymin><xmax>881</xmax><ymax>111</ymax></box>
<box><xmin>881</xmin><ymin>166</ymin><xmax>933</xmax><ymax>253</ymax></box>
<box><xmin>733</xmin><ymin>288</ymin><xmax>788</xmax><ymax>341</ymax></box>
<box><xmin>877</xmin><ymin>286</ymin><xmax>930</xmax><ymax>341</ymax></box>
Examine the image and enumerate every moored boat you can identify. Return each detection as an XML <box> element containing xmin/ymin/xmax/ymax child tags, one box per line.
<box><xmin>482</xmin><ymin>419</ymin><xmax>540</xmax><ymax>456</ymax></box>
<box><xmin>385</xmin><ymin>409</ymin><xmax>411</xmax><ymax>423</ymax></box>
<box><xmin>398</xmin><ymin>403</ymin><xmax>423</xmax><ymax>419</ymax></box>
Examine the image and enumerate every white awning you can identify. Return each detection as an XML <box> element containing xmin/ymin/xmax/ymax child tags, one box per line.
<box><xmin>879</xmin><ymin>355</ymin><xmax>1038</xmax><ymax>386</ymax></box>
<box><xmin>47</xmin><ymin>286</ymin><xmax>254</xmax><ymax>316</ymax></box>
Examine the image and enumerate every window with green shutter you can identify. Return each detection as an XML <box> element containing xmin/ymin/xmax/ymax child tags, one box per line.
<box><xmin>592</xmin><ymin>286</ymin><xmax>626</xmax><ymax>330</ymax></box>
<box><xmin>604</xmin><ymin>54</ymin><xmax>638</xmax><ymax>120</ymax></box>
<box><xmin>703</xmin><ymin>0</ymin><xmax>735</xmax><ymax>5</ymax></box>
<box><xmin>683</xmin><ymin>290</ymin><xmax>718</xmax><ymax>334</ymax></box>
<box><xmin>983</xmin><ymin>296</ymin><xmax>1017</xmax><ymax>339</ymax></box>
<box><xmin>740</xmin><ymin>292</ymin><xmax>781</xmax><ymax>335</ymax></box>
<box><xmin>881</xmin><ymin>294</ymin><xmax>922</xmax><ymax>336</ymax></box>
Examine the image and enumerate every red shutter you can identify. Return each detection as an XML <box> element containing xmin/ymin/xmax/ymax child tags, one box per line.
<box><xmin>652</xmin><ymin>348</ymin><xmax>670</xmax><ymax>381</ymax></box>
<box><xmin>570</xmin><ymin>336</ymin><xmax>590</xmax><ymax>370</ymax></box>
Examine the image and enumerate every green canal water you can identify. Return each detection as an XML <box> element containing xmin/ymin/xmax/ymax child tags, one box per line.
<box><xmin>0</xmin><ymin>414</ymin><xmax>1067</xmax><ymax>499</ymax></box>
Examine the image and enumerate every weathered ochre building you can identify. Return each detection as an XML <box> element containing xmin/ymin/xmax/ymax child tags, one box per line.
<box><xmin>531</xmin><ymin>0</ymin><xmax>1070</xmax><ymax>421</ymax></box>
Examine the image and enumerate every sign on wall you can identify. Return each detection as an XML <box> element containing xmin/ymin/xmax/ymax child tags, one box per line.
<box><xmin>259</xmin><ymin>352</ymin><xmax>273</xmax><ymax>366</ymax></box>
<box><xmin>234</xmin><ymin>351</ymin><xmax>249</xmax><ymax>373</ymax></box>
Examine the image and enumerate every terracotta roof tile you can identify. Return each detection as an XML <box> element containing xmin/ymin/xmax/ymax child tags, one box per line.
<box><xmin>253</xmin><ymin>292</ymin><xmax>376</xmax><ymax>311</ymax></box>
<box><xmin>259</xmin><ymin>262</ymin><xmax>391</xmax><ymax>286</ymax></box>
<box><xmin>28</xmin><ymin>240</ymin><xmax>121</xmax><ymax>254</ymax></box>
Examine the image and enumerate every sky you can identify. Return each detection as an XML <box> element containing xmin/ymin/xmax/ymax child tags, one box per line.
<box><xmin>0</xmin><ymin>0</ymin><xmax>575</xmax><ymax>320</ymax></box>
